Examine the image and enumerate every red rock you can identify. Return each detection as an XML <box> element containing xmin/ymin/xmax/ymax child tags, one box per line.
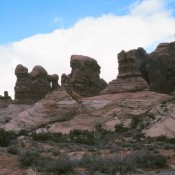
<box><xmin>146</xmin><ymin>42</ymin><xmax>175</xmax><ymax>93</ymax></box>
<box><xmin>101</xmin><ymin>48</ymin><xmax>149</xmax><ymax>94</ymax></box>
<box><xmin>67</xmin><ymin>55</ymin><xmax>107</xmax><ymax>97</ymax></box>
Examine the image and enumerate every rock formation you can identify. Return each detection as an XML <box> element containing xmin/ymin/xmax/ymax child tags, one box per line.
<box><xmin>14</xmin><ymin>64</ymin><xmax>59</xmax><ymax>103</ymax></box>
<box><xmin>145</xmin><ymin>42</ymin><xmax>175</xmax><ymax>94</ymax></box>
<box><xmin>0</xmin><ymin>91</ymin><xmax>11</xmax><ymax>100</ymax></box>
<box><xmin>14</xmin><ymin>64</ymin><xmax>33</xmax><ymax>103</ymax></box>
<box><xmin>101</xmin><ymin>48</ymin><xmax>149</xmax><ymax>94</ymax></box>
<box><xmin>1</xmin><ymin>42</ymin><xmax>175</xmax><ymax>139</ymax></box>
<box><xmin>4</xmin><ymin>86</ymin><xmax>175</xmax><ymax>138</ymax></box>
<box><xmin>67</xmin><ymin>55</ymin><xmax>107</xmax><ymax>97</ymax></box>
<box><xmin>47</xmin><ymin>74</ymin><xmax>59</xmax><ymax>90</ymax></box>
<box><xmin>0</xmin><ymin>91</ymin><xmax>12</xmax><ymax>108</ymax></box>
<box><xmin>30</xmin><ymin>65</ymin><xmax>51</xmax><ymax>100</ymax></box>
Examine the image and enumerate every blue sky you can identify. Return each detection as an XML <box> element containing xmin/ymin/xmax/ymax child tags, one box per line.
<box><xmin>0</xmin><ymin>0</ymin><xmax>138</xmax><ymax>44</ymax></box>
<box><xmin>0</xmin><ymin>0</ymin><xmax>175</xmax><ymax>98</ymax></box>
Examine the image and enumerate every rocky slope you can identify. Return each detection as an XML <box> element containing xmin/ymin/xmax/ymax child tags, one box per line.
<box><xmin>2</xmin><ymin>86</ymin><xmax>175</xmax><ymax>137</ymax></box>
<box><xmin>1</xmin><ymin>42</ymin><xmax>175</xmax><ymax>138</ymax></box>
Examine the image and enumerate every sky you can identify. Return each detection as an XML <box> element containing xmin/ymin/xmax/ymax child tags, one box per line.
<box><xmin>0</xmin><ymin>0</ymin><xmax>175</xmax><ymax>98</ymax></box>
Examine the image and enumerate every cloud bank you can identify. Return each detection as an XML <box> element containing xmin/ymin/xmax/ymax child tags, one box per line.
<box><xmin>0</xmin><ymin>0</ymin><xmax>175</xmax><ymax>98</ymax></box>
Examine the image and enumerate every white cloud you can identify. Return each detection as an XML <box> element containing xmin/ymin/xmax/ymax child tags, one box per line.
<box><xmin>0</xmin><ymin>0</ymin><xmax>175</xmax><ymax>99</ymax></box>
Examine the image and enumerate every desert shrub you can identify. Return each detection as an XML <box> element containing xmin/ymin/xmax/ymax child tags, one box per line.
<box><xmin>133</xmin><ymin>132</ymin><xmax>145</xmax><ymax>140</ymax></box>
<box><xmin>115</xmin><ymin>123</ymin><xmax>129</xmax><ymax>133</ymax></box>
<box><xmin>79</xmin><ymin>150</ymin><xmax>167</xmax><ymax>174</ymax></box>
<box><xmin>123</xmin><ymin>150</ymin><xmax>167</xmax><ymax>170</ymax></box>
<box><xmin>18</xmin><ymin>129</ymin><xmax>28</xmax><ymax>136</ymax></box>
<box><xmin>33</xmin><ymin>155</ymin><xmax>73</xmax><ymax>174</ymax></box>
<box><xmin>69</xmin><ymin>129</ymin><xmax>95</xmax><ymax>145</ymax></box>
<box><xmin>156</xmin><ymin>135</ymin><xmax>175</xmax><ymax>144</ymax></box>
<box><xmin>109</xmin><ymin>145</ymin><xmax>121</xmax><ymax>153</ymax></box>
<box><xmin>163</xmin><ymin>143</ymin><xmax>175</xmax><ymax>150</ymax></box>
<box><xmin>95</xmin><ymin>123</ymin><xmax>103</xmax><ymax>132</ymax></box>
<box><xmin>31</xmin><ymin>132</ymin><xmax>63</xmax><ymax>142</ymax></box>
<box><xmin>130</xmin><ymin>116</ymin><xmax>141</xmax><ymax>129</ymax></box>
<box><xmin>31</xmin><ymin>132</ymin><xmax>52</xmax><ymax>141</ymax></box>
<box><xmin>148</xmin><ymin>113</ymin><xmax>156</xmax><ymax>120</ymax></box>
<box><xmin>7</xmin><ymin>145</ymin><xmax>18</xmax><ymax>155</ymax></box>
<box><xmin>52</xmin><ymin>148</ymin><xmax>61</xmax><ymax>156</ymax></box>
<box><xmin>0</xmin><ymin>128</ymin><xmax>16</xmax><ymax>147</ymax></box>
<box><xmin>19</xmin><ymin>149</ymin><xmax>40</xmax><ymax>167</ymax></box>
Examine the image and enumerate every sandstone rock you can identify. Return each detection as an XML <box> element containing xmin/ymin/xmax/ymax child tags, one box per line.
<box><xmin>0</xmin><ymin>104</ymin><xmax>32</xmax><ymax>126</ymax></box>
<box><xmin>14</xmin><ymin>64</ymin><xmax>58</xmax><ymax>103</ymax></box>
<box><xmin>61</xmin><ymin>73</ymin><xmax>69</xmax><ymax>87</ymax></box>
<box><xmin>146</xmin><ymin>42</ymin><xmax>175</xmax><ymax>93</ymax></box>
<box><xmin>68</xmin><ymin>55</ymin><xmax>107</xmax><ymax>97</ymax></box>
<box><xmin>30</xmin><ymin>65</ymin><xmax>51</xmax><ymax>101</ymax></box>
<box><xmin>4</xmin><ymin>87</ymin><xmax>79</xmax><ymax>132</ymax></box>
<box><xmin>47</xmin><ymin>74</ymin><xmax>59</xmax><ymax>90</ymax></box>
<box><xmin>3</xmin><ymin>87</ymin><xmax>174</xmax><ymax>137</ymax></box>
<box><xmin>0</xmin><ymin>91</ymin><xmax>12</xmax><ymax>101</ymax></box>
<box><xmin>0</xmin><ymin>91</ymin><xmax>12</xmax><ymax>108</ymax></box>
<box><xmin>3</xmin><ymin>91</ymin><xmax>11</xmax><ymax>99</ymax></box>
<box><xmin>101</xmin><ymin>48</ymin><xmax>149</xmax><ymax>94</ymax></box>
<box><xmin>14</xmin><ymin>64</ymin><xmax>33</xmax><ymax>103</ymax></box>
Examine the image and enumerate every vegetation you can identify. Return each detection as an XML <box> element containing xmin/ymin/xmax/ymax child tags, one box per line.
<box><xmin>19</xmin><ymin>149</ymin><xmax>40</xmax><ymax>167</ymax></box>
<box><xmin>7</xmin><ymin>145</ymin><xmax>18</xmax><ymax>155</ymax></box>
<box><xmin>130</xmin><ymin>116</ymin><xmax>141</xmax><ymax>129</ymax></box>
<box><xmin>156</xmin><ymin>135</ymin><xmax>175</xmax><ymax>144</ymax></box>
<box><xmin>0</xmin><ymin>128</ymin><xmax>16</xmax><ymax>147</ymax></box>
<box><xmin>115</xmin><ymin>123</ymin><xmax>129</xmax><ymax>133</ymax></box>
<box><xmin>31</xmin><ymin>127</ymin><xmax>109</xmax><ymax>146</ymax></box>
<box><xmin>2</xmin><ymin>124</ymin><xmax>173</xmax><ymax>174</ymax></box>
<box><xmin>19</xmin><ymin>149</ymin><xmax>73</xmax><ymax>174</ymax></box>
<box><xmin>18</xmin><ymin>148</ymin><xmax>166</xmax><ymax>175</ymax></box>
<box><xmin>80</xmin><ymin>150</ymin><xmax>167</xmax><ymax>174</ymax></box>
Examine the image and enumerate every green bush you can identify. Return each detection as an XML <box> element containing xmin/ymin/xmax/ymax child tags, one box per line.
<box><xmin>156</xmin><ymin>135</ymin><xmax>175</xmax><ymax>144</ymax></box>
<box><xmin>18</xmin><ymin>129</ymin><xmax>28</xmax><ymax>136</ymax></box>
<box><xmin>115</xmin><ymin>123</ymin><xmax>129</xmax><ymax>133</ymax></box>
<box><xmin>31</xmin><ymin>132</ymin><xmax>63</xmax><ymax>142</ymax></box>
<box><xmin>70</xmin><ymin>130</ymin><xmax>95</xmax><ymax>145</ymax></box>
<box><xmin>0</xmin><ymin>128</ymin><xmax>16</xmax><ymax>147</ymax></box>
<box><xmin>95</xmin><ymin>123</ymin><xmax>103</xmax><ymax>132</ymax></box>
<box><xmin>130</xmin><ymin>116</ymin><xmax>141</xmax><ymax>129</ymax></box>
<box><xmin>31</xmin><ymin>132</ymin><xmax>51</xmax><ymax>141</ymax></box>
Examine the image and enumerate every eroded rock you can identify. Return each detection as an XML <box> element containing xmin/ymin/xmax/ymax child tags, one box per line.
<box><xmin>14</xmin><ymin>64</ymin><xmax>59</xmax><ymax>103</ymax></box>
<box><xmin>14</xmin><ymin>64</ymin><xmax>33</xmax><ymax>103</ymax></box>
<box><xmin>30</xmin><ymin>65</ymin><xmax>51</xmax><ymax>100</ymax></box>
<box><xmin>146</xmin><ymin>42</ymin><xmax>175</xmax><ymax>93</ymax></box>
<box><xmin>101</xmin><ymin>48</ymin><xmax>149</xmax><ymax>94</ymax></box>
<box><xmin>67</xmin><ymin>55</ymin><xmax>107</xmax><ymax>97</ymax></box>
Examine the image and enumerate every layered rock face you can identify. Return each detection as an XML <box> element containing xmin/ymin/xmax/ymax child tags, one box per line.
<box><xmin>146</xmin><ymin>42</ymin><xmax>175</xmax><ymax>93</ymax></box>
<box><xmin>101</xmin><ymin>48</ymin><xmax>149</xmax><ymax>94</ymax></box>
<box><xmin>4</xmin><ymin>87</ymin><xmax>175</xmax><ymax>138</ymax></box>
<box><xmin>67</xmin><ymin>55</ymin><xmax>107</xmax><ymax>97</ymax></box>
<box><xmin>14</xmin><ymin>64</ymin><xmax>59</xmax><ymax>103</ymax></box>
